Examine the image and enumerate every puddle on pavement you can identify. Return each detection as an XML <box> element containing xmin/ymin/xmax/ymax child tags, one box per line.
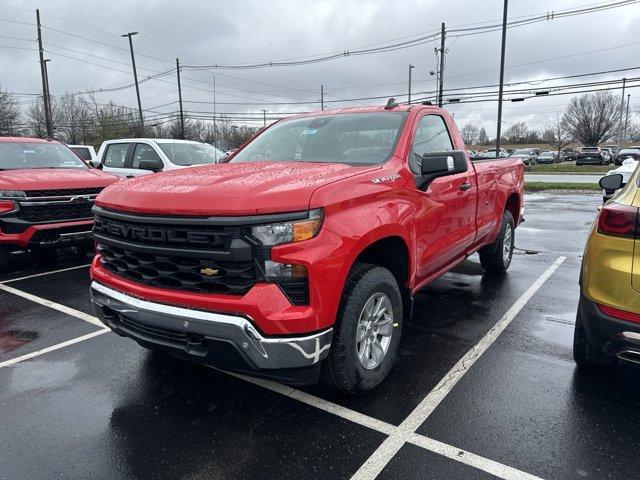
<box><xmin>0</xmin><ymin>330</ymin><xmax>40</xmax><ymax>355</ymax></box>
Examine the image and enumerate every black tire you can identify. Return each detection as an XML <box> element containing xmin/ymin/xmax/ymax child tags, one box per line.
<box><xmin>573</xmin><ymin>306</ymin><xmax>613</xmax><ymax>371</ymax></box>
<box><xmin>479</xmin><ymin>211</ymin><xmax>515</xmax><ymax>275</ymax></box>
<box><xmin>322</xmin><ymin>263</ymin><xmax>403</xmax><ymax>395</ymax></box>
<box><xmin>0</xmin><ymin>246</ymin><xmax>8</xmax><ymax>272</ymax></box>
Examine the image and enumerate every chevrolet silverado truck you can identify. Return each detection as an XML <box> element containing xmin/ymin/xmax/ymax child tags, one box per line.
<box><xmin>89</xmin><ymin>103</ymin><xmax>524</xmax><ymax>394</ymax></box>
<box><xmin>0</xmin><ymin>137</ymin><xmax>118</xmax><ymax>271</ymax></box>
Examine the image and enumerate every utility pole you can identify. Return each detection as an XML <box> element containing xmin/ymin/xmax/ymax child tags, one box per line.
<box><xmin>437</xmin><ymin>23</ymin><xmax>446</xmax><ymax>107</ymax></box>
<box><xmin>408</xmin><ymin>64</ymin><xmax>415</xmax><ymax>104</ymax></box>
<box><xmin>495</xmin><ymin>0</ymin><xmax>509</xmax><ymax>157</ymax></box>
<box><xmin>122</xmin><ymin>32</ymin><xmax>143</xmax><ymax>136</ymax></box>
<box><xmin>624</xmin><ymin>94</ymin><xmax>631</xmax><ymax>144</ymax></box>
<box><xmin>36</xmin><ymin>9</ymin><xmax>53</xmax><ymax>137</ymax></box>
<box><xmin>262</xmin><ymin>109</ymin><xmax>266</xmax><ymax>127</ymax></box>
<box><xmin>620</xmin><ymin>77</ymin><xmax>627</xmax><ymax>142</ymax></box>
<box><xmin>212</xmin><ymin>75</ymin><xmax>217</xmax><ymax>148</ymax></box>
<box><xmin>176</xmin><ymin>58</ymin><xmax>185</xmax><ymax>139</ymax></box>
<box><xmin>43</xmin><ymin>58</ymin><xmax>53</xmax><ymax>131</ymax></box>
<box><xmin>321</xmin><ymin>85</ymin><xmax>325</xmax><ymax>111</ymax></box>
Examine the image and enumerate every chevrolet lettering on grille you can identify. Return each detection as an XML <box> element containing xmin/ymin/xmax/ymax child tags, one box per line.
<box><xmin>96</xmin><ymin>218</ymin><xmax>219</xmax><ymax>246</ymax></box>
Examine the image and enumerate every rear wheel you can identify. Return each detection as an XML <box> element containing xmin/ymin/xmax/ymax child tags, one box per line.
<box><xmin>479</xmin><ymin>211</ymin><xmax>515</xmax><ymax>275</ymax></box>
<box><xmin>573</xmin><ymin>306</ymin><xmax>613</xmax><ymax>371</ymax></box>
<box><xmin>322</xmin><ymin>263</ymin><xmax>403</xmax><ymax>395</ymax></box>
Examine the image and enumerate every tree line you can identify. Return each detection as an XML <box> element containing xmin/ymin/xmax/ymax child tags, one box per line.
<box><xmin>0</xmin><ymin>85</ymin><xmax>256</xmax><ymax>151</ymax></box>
<box><xmin>461</xmin><ymin>91</ymin><xmax>639</xmax><ymax>151</ymax></box>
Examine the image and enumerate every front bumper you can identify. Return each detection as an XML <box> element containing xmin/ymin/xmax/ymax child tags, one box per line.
<box><xmin>579</xmin><ymin>293</ymin><xmax>640</xmax><ymax>361</ymax></box>
<box><xmin>0</xmin><ymin>218</ymin><xmax>94</xmax><ymax>248</ymax></box>
<box><xmin>90</xmin><ymin>282</ymin><xmax>333</xmax><ymax>383</ymax></box>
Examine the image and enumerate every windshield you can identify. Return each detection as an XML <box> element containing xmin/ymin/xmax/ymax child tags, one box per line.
<box><xmin>159</xmin><ymin>142</ymin><xmax>225</xmax><ymax>166</ymax></box>
<box><xmin>231</xmin><ymin>112</ymin><xmax>407</xmax><ymax>165</ymax></box>
<box><xmin>540</xmin><ymin>152</ymin><xmax>553</xmax><ymax>157</ymax></box>
<box><xmin>512</xmin><ymin>149</ymin><xmax>530</xmax><ymax>155</ymax></box>
<box><xmin>0</xmin><ymin>142</ymin><xmax>88</xmax><ymax>170</ymax></box>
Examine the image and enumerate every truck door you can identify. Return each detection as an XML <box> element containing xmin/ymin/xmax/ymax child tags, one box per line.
<box><xmin>410</xmin><ymin>114</ymin><xmax>477</xmax><ymax>281</ymax></box>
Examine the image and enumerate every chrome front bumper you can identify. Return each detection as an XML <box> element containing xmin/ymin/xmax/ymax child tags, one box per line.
<box><xmin>90</xmin><ymin>282</ymin><xmax>332</xmax><ymax>371</ymax></box>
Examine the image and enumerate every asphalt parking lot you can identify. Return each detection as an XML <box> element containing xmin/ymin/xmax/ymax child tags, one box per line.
<box><xmin>1</xmin><ymin>193</ymin><xmax>639</xmax><ymax>480</ymax></box>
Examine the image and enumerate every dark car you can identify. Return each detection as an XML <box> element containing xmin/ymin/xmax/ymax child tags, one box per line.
<box><xmin>615</xmin><ymin>148</ymin><xmax>640</xmax><ymax>165</ymax></box>
<box><xmin>562</xmin><ymin>148</ymin><xmax>578</xmax><ymax>161</ymax></box>
<box><xmin>576</xmin><ymin>147</ymin><xmax>606</xmax><ymax>166</ymax></box>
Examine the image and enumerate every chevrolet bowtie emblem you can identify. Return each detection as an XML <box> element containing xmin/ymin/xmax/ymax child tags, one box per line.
<box><xmin>200</xmin><ymin>267</ymin><xmax>219</xmax><ymax>277</ymax></box>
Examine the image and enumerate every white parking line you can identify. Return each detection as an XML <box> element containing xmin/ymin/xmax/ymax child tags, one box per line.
<box><xmin>0</xmin><ymin>263</ymin><xmax>91</xmax><ymax>284</ymax></box>
<box><xmin>0</xmin><ymin>329</ymin><xmax>108</xmax><ymax>368</ymax></box>
<box><xmin>351</xmin><ymin>256</ymin><xmax>565</xmax><ymax>479</ymax></box>
<box><xmin>0</xmin><ymin>283</ymin><xmax>104</xmax><ymax>328</ymax></box>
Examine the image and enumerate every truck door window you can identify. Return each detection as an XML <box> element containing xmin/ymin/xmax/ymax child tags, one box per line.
<box><xmin>409</xmin><ymin>115</ymin><xmax>453</xmax><ymax>174</ymax></box>
<box><xmin>132</xmin><ymin>143</ymin><xmax>161</xmax><ymax>169</ymax></box>
<box><xmin>103</xmin><ymin>143</ymin><xmax>129</xmax><ymax>168</ymax></box>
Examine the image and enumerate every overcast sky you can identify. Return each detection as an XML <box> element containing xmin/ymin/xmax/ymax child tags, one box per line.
<box><xmin>1</xmin><ymin>0</ymin><xmax>640</xmax><ymax>135</ymax></box>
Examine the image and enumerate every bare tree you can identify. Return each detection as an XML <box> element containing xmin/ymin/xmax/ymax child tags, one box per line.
<box><xmin>477</xmin><ymin>127</ymin><xmax>489</xmax><ymax>145</ymax></box>
<box><xmin>460</xmin><ymin>123</ymin><xmax>480</xmax><ymax>145</ymax></box>
<box><xmin>26</xmin><ymin>96</ymin><xmax>63</xmax><ymax>138</ymax></box>
<box><xmin>502</xmin><ymin>121</ymin><xmax>530</xmax><ymax>144</ymax></box>
<box><xmin>0</xmin><ymin>86</ymin><xmax>21</xmax><ymax>136</ymax></box>
<box><xmin>58</xmin><ymin>93</ymin><xmax>96</xmax><ymax>145</ymax></box>
<box><xmin>543</xmin><ymin>112</ymin><xmax>573</xmax><ymax>156</ymax></box>
<box><xmin>563</xmin><ymin>91</ymin><xmax>620</xmax><ymax>146</ymax></box>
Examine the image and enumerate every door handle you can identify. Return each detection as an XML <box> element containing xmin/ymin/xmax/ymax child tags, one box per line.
<box><xmin>459</xmin><ymin>182</ymin><xmax>472</xmax><ymax>191</ymax></box>
<box><xmin>125</xmin><ymin>175</ymin><xmax>135</xmax><ymax>179</ymax></box>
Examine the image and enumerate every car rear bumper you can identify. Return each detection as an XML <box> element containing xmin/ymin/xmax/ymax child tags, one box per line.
<box><xmin>576</xmin><ymin>157</ymin><xmax>603</xmax><ymax>164</ymax></box>
<box><xmin>90</xmin><ymin>281</ymin><xmax>333</xmax><ymax>383</ymax></box>
<box><xmin>579</xmin><ymin>293</ymin><xmax>640</xmax><ymax>362</ymax></box>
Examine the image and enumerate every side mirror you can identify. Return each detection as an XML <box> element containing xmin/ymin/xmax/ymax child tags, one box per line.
<box><xmin>139</xmin><ymin>158</ymin><xmax>163</xmax><ymax>172</ymax></box>
<box><xmin>417</xmin><ymin>150</ymin><xmax>468</xmax><ymax>190</ymax></box>
<box><xmin>89</xmin><ymin>159</ymin><xmax>102</xmax><ymax>169</ymax></box>
<box><xmin>599</xmin><ymin>173</ymin><xmax>623</xmax><ymax>192</ymax></box>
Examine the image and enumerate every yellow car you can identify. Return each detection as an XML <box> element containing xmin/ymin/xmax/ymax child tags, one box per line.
<box><xmin>575</xmin><ymin>166</ymin><xmax>640</xmax><ymax>369</ymax></box>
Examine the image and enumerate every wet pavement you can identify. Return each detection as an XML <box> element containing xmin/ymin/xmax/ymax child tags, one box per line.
<box><xmin>525</xmin><ymin>173</ymin><xmax>603</xmax><ymax>184</ymax></box>
<box><xmin>1</xmin><ymin>193</ymin><xmax>638</xmax><ymax>480</ymax></box>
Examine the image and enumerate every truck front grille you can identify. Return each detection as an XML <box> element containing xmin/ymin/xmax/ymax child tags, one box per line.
<box><xmin>17</xmin><ymin>202</ymin><xmax>94</xmax><ymax>222</ymax></box>
<box><xmin>93</xmin><ymin>209</ymin><xmax>258</xmax><ymax>296</ymax></box>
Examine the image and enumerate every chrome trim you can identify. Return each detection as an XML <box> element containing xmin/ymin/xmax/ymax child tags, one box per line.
<box><xmin>19</xmin><ymin>195</ymin><xmax>97</xmax><ymax>206</ymax></box>
<box><xmin>60</xmin><ymin>230</ymin><xmax>92</xmax><ymax>238</ymax></box>
<box><xmin>90</xmin><ymin>281</ymin><xmax>332</xmax><ymax>369</ymax></box>
<box><xmin>616</xmin><ymin>350</ymin><xmax>640</xmax><ymax>365</ymax></box>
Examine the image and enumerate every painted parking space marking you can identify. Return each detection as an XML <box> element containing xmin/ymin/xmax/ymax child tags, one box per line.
<box><xmin>0</xmin><ymin>329</ymin><xmax>108</xmax><ymax>369</ymax></box>
<box><xmin>351</xmin><ymin>256</ymin><xmax>565</xmax><ymax>480</ymax></box>
<box><xmin>0</xmin><ymin>263</ymin><xmax>91</xmax><ymax>284</ymax></box>
<box><xmin>0</xmin><ymin>282</ymin><xmax>103</xmax><ymax>328</ymax></box>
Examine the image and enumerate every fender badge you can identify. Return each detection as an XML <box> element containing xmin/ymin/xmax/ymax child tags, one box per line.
<box><xmin>371</xmin><ymin>173</ymin><xmax>400</xmax><ymax>184</ymax></box>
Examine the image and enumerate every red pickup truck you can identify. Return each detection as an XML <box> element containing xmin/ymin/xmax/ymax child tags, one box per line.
<box><xmin>0</xmin><ymin>137</ymin><xmax>118</xmax><ymax>271</ymax></box>
<box><xmin>90</xmin><ymin>104</ymin><xmax>524</xmax><ymax>393</ymax></box>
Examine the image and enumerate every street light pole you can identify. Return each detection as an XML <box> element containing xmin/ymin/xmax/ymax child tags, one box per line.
<box><xmin>408</xmin><ymin>64</ymin><xmax>415</xmax><ymax>104</ymax></box>
<box><xmin>437</xmin><ymin>23</ymin><xmax>446</xmax><ymax>107</ymax></box>
<box><xmin>122</xmin><ymin>32</ymin><xmax>144</xmax><ymax>137</ymax></box>
<box><xmin>495</xmin><ymin>0</ymin><xmax>509</xmax><ymax>157</ymax></box>
<box><xmin>262</xmin><ymin>109</ymin><xmax>266</xmax><ymax>127</ymax></box>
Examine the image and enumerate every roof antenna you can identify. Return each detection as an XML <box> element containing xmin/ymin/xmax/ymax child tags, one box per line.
<box><xmin>385</xmin><ymin>98</ymin><xmax>398</xmax><ymax>109</ymax></box>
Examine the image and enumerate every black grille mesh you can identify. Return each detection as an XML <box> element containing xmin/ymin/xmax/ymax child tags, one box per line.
<box><xmin>17</xmin><ymin>202</ymin><xmax>94</xmax><ymax>222</ymax></box>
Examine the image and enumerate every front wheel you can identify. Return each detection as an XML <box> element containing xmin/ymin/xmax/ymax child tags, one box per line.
<box><xmin>322</xmin><ymin>264</ymin><xmax>403</xmax><ymax>395</ymax></box>
<box><xmin>479</xmin><ymin>211</ymin><xmax>515</xmax><ymax>275</ymax></box>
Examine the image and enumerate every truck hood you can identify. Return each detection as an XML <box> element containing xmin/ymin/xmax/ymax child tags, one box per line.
<box><xmin>96</xmin><ymin>161</ymin><xmax>381</xmax><ymax>216</ymax></box>
<box><xmin>0</xmin><ymin>168</ymin><xmax>118</xmax><ymax>191</ymax></box>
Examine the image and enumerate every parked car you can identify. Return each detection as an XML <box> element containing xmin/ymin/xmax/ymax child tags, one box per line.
<box><xmin>89</xmin><ymin>103</ymin><xmax>525</xmax><ymax>394</ymax></box>
<box><xmin>615</xmin><ymin>148</ymin><xmax>640</xmax><ymax>166</ymax></box>
<box><xmin>68</xmin><ymin>144</ymin><xmax>99</xmax><ymax>168</ymax></box>
<box><xmin>97</xmin><ymin>139</ymin><xmax>225</xmax><ymax>178</ymax></box>
<box><xmin>0</xmin><ymin>137</ymin><xmax>118</xmax><ymax>271</ymax></box>
<box><xmin>485</xmin><ymin>148</ymin><xmax>509</xmax><ymax>158</ymax></box>
<box><xmin>537</xmin><ymin>151</ymin><xmax>556</xmax><ymax>164</ymax></box>
<box><xmin>604</xmin><ymin>144</ymin><xmax>620</xmax><ymax>160</ymax></box>
<box><xmin>601</xmin><ymin>149</ymin><xmax>613</xmax><ymax>165</ymax></box>
<box><xmin>574</xmin><ymin>163</ymin><xmax>640</xmax><ymax>370</ymax></box>
<box><xmin>510</xmin><ymin>148</ymin><xmax>538</xmax><ymax>165</ymax></box>
<box><xmin>561</xmin><ymin>148</ymin><xmax>578</xmax><ymax>162</ymax></box>
<box><xmin>602</xmin><ymin>158</ymin><xmax>639</xmax><ymax>202</ymax></box>
<box><xmin>576</xmin><ymin>147</ymin><xmax>606</xmax><ymax>166</ymax></box>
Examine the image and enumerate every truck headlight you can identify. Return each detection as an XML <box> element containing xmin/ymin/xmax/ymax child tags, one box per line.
<box><xmin>252</xmin><ymin>209</ymin><xmax>323</xmax><ymax>246</ymax></box>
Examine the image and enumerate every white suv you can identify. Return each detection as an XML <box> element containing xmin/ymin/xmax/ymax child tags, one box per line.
<box><xmin>96</xmin><ymin>138</ymin><xmax>224</xmax><ymax>178</ymax></box>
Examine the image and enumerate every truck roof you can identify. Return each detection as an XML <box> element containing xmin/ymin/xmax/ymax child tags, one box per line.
<box><xmin>101</xmin><ymin>138</ymin><xmax>210</xmax><ymax>144</ymax></box>
<box><xmin>0</xmin><ymin>136</ymin><xmax>60</xmax><ymax>144</ymax></box>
